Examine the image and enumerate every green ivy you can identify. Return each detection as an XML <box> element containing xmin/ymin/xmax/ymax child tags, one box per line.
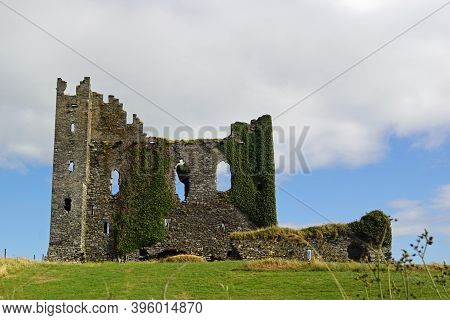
<box><xmin>349</xmin><ymin>210</ymin><xmax>392</xmax><ymax>247</ymax></box>
<box><xmin>222</xmin><ymin>115</ymin><xmax>277</xmax><ymax>227</ymax></box>
<box><xmin>113</xmin><ymin>140</ymin><xmax>176</xmax><ymax>256</ymax></box>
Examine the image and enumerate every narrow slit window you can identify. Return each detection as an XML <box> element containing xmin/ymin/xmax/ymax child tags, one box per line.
<box><xmin>70</xmin><ymin>122</ymin><xmax>75</xmax><ymax>133</ymax></box>
<box><xmin>103</xmin><ymin>222</ymin><xmax>110</xmax><ymax>235</ymax></box>
<box><xmin>64</xmin><ymin>198</ymin><xmax>72</xmax><ymax>212</ymax></box>
<box><xmin>68</xmin><ymin>161</ymin><xmax>74</xmax><ymax>173</ymax></box>
<box><xmin>91</xmin><ymin>205</ymin><xmax>95</xmax><ymax>215</ymax></box>
<box><xmin>111</xmin><ymin>170</ymin><xmax>120</xmax><ymax>195</ymax></box>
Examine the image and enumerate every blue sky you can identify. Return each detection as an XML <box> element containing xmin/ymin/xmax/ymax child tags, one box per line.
<box><xmin>0</xmin><ymin>0</ymin><xmax>449</xmax><ymax>262</ymax></box>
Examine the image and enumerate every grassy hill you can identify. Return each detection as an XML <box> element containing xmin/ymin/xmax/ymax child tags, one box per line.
<box><xmin>0</xmin><ymin>258</ymin><xmax>446</xmax><ymax>300</ymax></box>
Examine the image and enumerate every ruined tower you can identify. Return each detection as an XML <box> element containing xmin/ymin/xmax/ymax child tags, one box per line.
<box><xmin>47</xmin><ymin>78</ymin><xmax>277</xmax><ymax>262</ymax></box>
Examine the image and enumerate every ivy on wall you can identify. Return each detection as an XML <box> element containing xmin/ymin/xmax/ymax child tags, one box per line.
<box><xmin>348</xmin><ymin>210</ymin><xmax>392</xmax><ymax>247</ymax></box>
<box><xmin>113</xmin><ymin>139</ymin><xmax>176</xmax><ymax>256</ymax></box>
<box><xmin>223</xmin><ymin>115</ymin><xmax>277</xmax><ymax>227</ymax></box>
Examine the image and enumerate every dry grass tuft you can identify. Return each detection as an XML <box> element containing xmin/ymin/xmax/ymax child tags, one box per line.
<box><xmin>161</xmin><ymin>254</ymin><xmax>206</xmax><ymax>263</ymax></box>
<box><xmin>0</xmin><ymin>265</ymin><xmax>7</xmax><ymax>278</ymax></box>
<box><xmin>230</xmin><ymin>224</ymin><xmax>349</xmax><ymax>242</ymax></box>
<box><xmin>243</xmin><ymin>258</ymin><xmax>377</xmax><ymax>272</ymax></box>
<box><xmin>0</xmin><ymin>258</ymin><xmax>40</xmax><ymax>278</ymax></box>
<box><xmin>243</xmin><ymin>258</ymin><xmax>303</xmax><ymax>271</ymax></box>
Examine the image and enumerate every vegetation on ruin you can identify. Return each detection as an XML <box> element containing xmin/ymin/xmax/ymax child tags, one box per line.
<box><xmin>231</xmin><ymin>210</ymin><xmax>391</xmax><ymax>247</ymax></box>
<box><xmin>222</xmin><ymin>115</ymin><xmax>277</xmax><ymax>227</ymax></box>
<box><xmin>230</xmin><ymin>224</ymin><xmax>349</xmax><ymax>242</ymax></box>
<box><xmin>113</xmin><ymin>140</ymin><xmax>176</xmax><ymax>256</ymax></box>
<box><xmin>348</xmin><ymin>210</ymin><xmax>392</xmax><ymax>247</ymax></box>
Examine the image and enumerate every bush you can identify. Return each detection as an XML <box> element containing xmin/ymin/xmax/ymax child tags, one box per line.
<box><xmin>349</xmin><ymin>210</ymin><xmax>391</xmax><ymax>247</ymax></box>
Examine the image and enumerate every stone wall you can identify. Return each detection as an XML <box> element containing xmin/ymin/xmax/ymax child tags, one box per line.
<box><xmin>231</xmin><ymin>237</ymin><xmax>352</xmax><ymax>261</ymax></box>
<box><xmin>143</xmin><ymin>193</ymin><xmax>254</xmax><ymax>260</ymax></box>
<box><xmin>230</xmin><ymin>233</ymin><xmax>391</xmax><ymax>262</ymax></box>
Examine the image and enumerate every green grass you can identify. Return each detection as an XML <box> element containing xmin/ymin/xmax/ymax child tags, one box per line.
<box><xmin>0</xmin><ymin>259</ymin><xmax>445</xmax><ymax>300</ymax></box>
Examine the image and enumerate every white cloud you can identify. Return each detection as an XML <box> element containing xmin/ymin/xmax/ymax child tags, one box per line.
<box><xmin>0</xmin><ymin>0</ymin><xmax>450</xmax><ymax>172</ymax></box>
<box><xmin>390</xmin><ymin>185</ymin><xmax>450</xmax><ymax>237</ymax></box>
<box><xmin>432</xmin><ymin>184</ymin><xmax>450</xmax><ymax>210</ymax></box>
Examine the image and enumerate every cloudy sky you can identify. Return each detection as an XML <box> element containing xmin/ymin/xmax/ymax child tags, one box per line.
<box><xmin>0</xmin><ymin>0</ymin><xmax>449</xmax><ymax>261</ymax></box>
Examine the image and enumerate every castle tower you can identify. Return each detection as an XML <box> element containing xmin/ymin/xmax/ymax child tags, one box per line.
<box><xmin>47</xmin><ymin>78</ymin><xmax>92</xmax><ymax>261</ymax></box>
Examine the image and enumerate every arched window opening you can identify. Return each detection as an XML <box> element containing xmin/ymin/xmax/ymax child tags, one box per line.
<box><xmin>216</xmin><ymin>161</ymin><xmax>231</xmax><ymax>192</ymax></box>
<box><xmin>68</xmin><ymin>161</ymin><xmax>74</xmax><ymax>173</ymax></box>
<box><xmin>175</xmin><ymin>160</ymin><xmax>190</xmax><ymax>201</ymax></box>
<box><xmin>70</xmin><ymin>122</ymin><xmax>75</xmax><ymax>133</ymax></box>
<box><xmin>64</xmin><ymin>198</ymin><xmax>72</xmax><ymax>212</ymax></box>
<box><xmin>111</xmin><ymin>170</ymin><xmax>120</xmax><ymax>196</ymax></box>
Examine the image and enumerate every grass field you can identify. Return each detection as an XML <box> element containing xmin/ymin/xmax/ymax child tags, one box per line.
<box><xmin>0</xmin><ymin>258</ymin><xmax>446</xmax><ymax>300</ymax></box>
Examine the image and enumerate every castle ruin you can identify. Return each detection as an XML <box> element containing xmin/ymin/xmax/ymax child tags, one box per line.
<box><xmin>47</xmin><ymin>78</ymin><xmax>391</xmax><ymax>262</ymax></box>
<box><xmin>47</xmin><ymin>77</ymin><xmax>276</xmax><ymax>261</ymax></box>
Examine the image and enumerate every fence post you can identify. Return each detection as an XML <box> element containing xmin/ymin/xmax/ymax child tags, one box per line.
<box><xmin>3</xmin><ymin>248</ymin><xmax>6</xmax><ymax>259</ymax></box>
